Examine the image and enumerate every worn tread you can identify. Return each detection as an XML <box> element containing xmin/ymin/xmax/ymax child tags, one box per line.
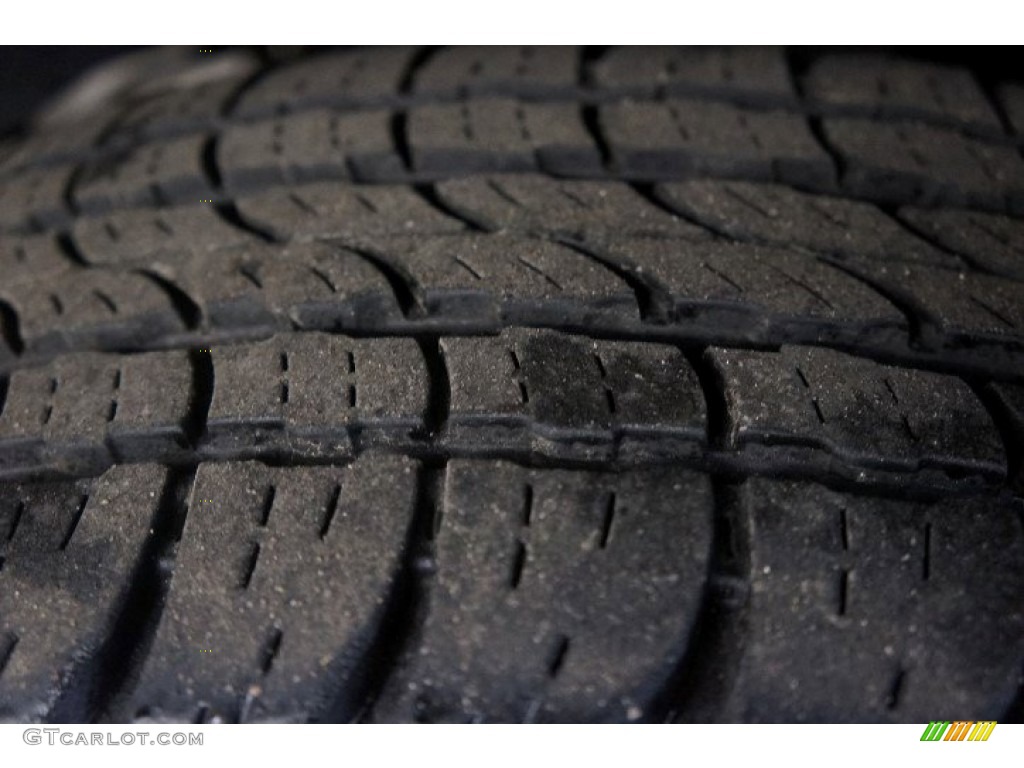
<box><xmin>0</xmin><ymin>46</ymin><xmax>1022</xmax><ymax>725</ymax></box>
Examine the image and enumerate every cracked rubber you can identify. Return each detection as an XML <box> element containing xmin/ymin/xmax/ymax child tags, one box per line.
<box><xmin>0</xmin><ymin>46</ymin><xmax>1023</xmax><ymax>724</ymax></box>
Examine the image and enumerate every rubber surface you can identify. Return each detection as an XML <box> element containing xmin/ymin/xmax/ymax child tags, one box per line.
<box><xmin>0</xmin><ymin>46</ymin><xmax>1022</xmax><ymax>724</ymax></box>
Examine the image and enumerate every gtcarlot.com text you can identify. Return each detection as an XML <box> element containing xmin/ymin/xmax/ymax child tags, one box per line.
<box><xmin>23</xmin><ymin>729</ymin><xmax>203</xmax><ymax>746</ymax></box>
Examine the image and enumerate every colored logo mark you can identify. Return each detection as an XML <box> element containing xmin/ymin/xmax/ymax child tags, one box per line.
<box><xmin>920</xmin><ymin>721</ymin><xmax>996</xmax><ymax>741</ymax></box>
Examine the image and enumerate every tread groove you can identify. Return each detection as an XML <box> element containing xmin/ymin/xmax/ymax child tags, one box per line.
<box><xmin>258</xmin><ymin>485</ymin><xmax>276</xmax><ymax>527</ymax></box>
<box><xmin>0</xmin><ymin>300</ymin><xmax>25</xmax><ymax>356</ymax></box>
<box><xmin>509</xmin><ymin>539</ymin><xmax>527</xmax><ymax>589</ymax></box>
<box><xmin>414</xmin><ymin>183</ymin><xmax>483</xmax><ymax>231</ymax></box>
<box><xmin>923</xmin><ymin>522</ymin><xmax>932</xmax><ymax>581</ymax></box>
<box><xmin>546</xmin><ymin>634</ymin><xmax>571</xmax><ymax>678</ymax></box>
<box><xmin>344</xmin><ymin>246</ymin><xmax>419</xmax><ymax>317</ymax></box>
<box><xmin>561</xmin><ymin>239</ymin><xmax>662</xmax><ymax>321</ymax></box>
<box><xmin>521</xmin><ymin>484</ymin><xmax>534</xmax><ymax>527</ymax></box>
<box><xmin>0</xmin><ymin>634</ymin><xmax>19</xmax><ymax>678</ymax></box>
<box><xmin>240</xmin><ymin>541</ymin><xmax>261</xmax><ymax>590</ymax></box>
<box><xmin>185</xmin><ymin>347</ymin><xmax>215</xmax><ymax>446</ymax></box>
<box><xmin>88</xmin><ymin>468</ymin><xmax>198</xmax><ymax>722</ymax></box>
<box><xmin>258</xmin><ymin>627</ymin><xmax>284</xmax><ymax>675</ymax></box>
<box><xmin>418</xmin><ymin>337</ymin><xmax>451</xmax><ymax>438</ymax></box>
<box><xmin>660</xmin><ymin>479</ymin><xmax>751</xmax><ymax>723</ymax></box>
<box><xmin>886</xmin><ymin>668</ymin><xmax>907</xmax><ymax>711</ymax></box>
<box><xmin>1</xmin><ymin>48</ymin><xmax>1023</xmax><ymax>724</ymax></box>
<box><xmin>597</xmin><ymin>492</ymin><xmax>616</xmax><ymax>549</ymax></box>
<box><xmin>56</xmin><ymin>232</ymin><xmax>89</xmax><ymax>267</ymax></box>
<box><xmin>347</xmin><ymin>462</ymin><xmax>441</xmax><ymax>723</ymax></box>
<box><xmin>140</xmin><ymin>271</ymin><xmax>203</xmax><ymax>330</ymax></box>
<box><xmin>319</xmin><ymin>483</ymin><xmax>342</xmax><ymax>540</ymax></box>
<box><xmin>6</xmin><ymin>500</ymin><xmax>25</xmax><ymax>543</ymax></box>
<box><xmin>58</xmin><ymin>494</ymin><xmax>89</xmax><ymax>551</ymax></box>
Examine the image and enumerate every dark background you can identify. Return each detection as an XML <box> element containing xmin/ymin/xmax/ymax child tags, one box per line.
<box><xmin>1</xmin><ymin>46</ymin><xmax>1021</xmax><ymax>138</ymax></box>
<box><xmin>0</xmin><ymin>46</ymin><xmax>138</xmax><ymax>135</ymax></box>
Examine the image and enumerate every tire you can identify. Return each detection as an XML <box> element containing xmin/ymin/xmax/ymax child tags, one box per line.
<box><xmin>0</xmin><ymin>45</ymin><xmax>1022</xmax><ymax>724</ymax></box>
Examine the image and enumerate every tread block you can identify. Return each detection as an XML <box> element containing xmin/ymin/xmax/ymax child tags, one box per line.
<box><xmin>204</xmin><ymin>333</ymin><xmax>429</xmax><ymax>459</ymax></box>
<box><xmin>591</xmin><ymin>46</ymin><xmax>796</xmax><ymax>106</ymax></box>
<box><xmin>0</xmin><ymin>165</ymin><xmax>71</xmax><ymax>231</ymax></box>
<box><xmin>847</xmin><ymin>261</ymin><xmax>1024</xmax><ymax>346</ymax></box>
<box><xmin>414</xmin><ymin>46</ymin><xmax>579</xmax><ymax>99</ymax></box>
<box><xmin>366</xmin><ymin>234</ymin><xmax>636</xmax><ymax>328</ymax></box>
<box><xmin>435</xmin><ymin>174</ymin><xmax>710</xmax><ymax>242</ymax></box>
<box><xmin>73</xmin><ymin>135</ymin><xmax>212</xmax><ymax>214</ymax></box>
<box><xmin>375</xmin><ymin>460</ymin><xmax>713</xmax><ymax>723</ymax></box>
<box><xmin>103</xmin><ymin>69</ymin><xmax>255</xmax><ymax>140</ymax></box>
<box><xmin>154</xmin><ymin>241</ymin><xmax>401</xmax><ymax>331</ymax></box>
<box><xmin>0</xmin><ymin>265</ymin><xmax>185</xmax><ymax>355</ymax></box>
<box><xmin>592</xmin><ymin>238</ymin><xmax>905</xmax><ymax>340</ymax></box>
<box><xmin>728</xmin><ymin>479</ymin><xmax>1024</xmax><ymax>722</ymax></box>
<box><xmin>600</xmin><ymin>100</ymin><xmax>834</xmax><ymax>188</ymax></box>
<box><xmin>0</xmin><ymin>464</ymin><xmax>168</xmax><ymax>721</ymax></box>
<box><xmin>802</xmin><ymin>55</ymin><xmax>1003</xmax><ymax>134</ymax></box>
<box><xmin>897</xmin><ymin>207</ymin><xmax>1024</xmax><ymax>281</ymax></box>
<box><xmin>232</xmin><ymin>48</ymin><xmax>414</xmax><ymax>117</ymax></box>
<box><xmin>72</xmin><ymin>205</ymin><xmax>257</xmax><ymax>266</ymax></box>
<box><xmin>986</xmin><ymin>382</ymin><xmax>1024</xmax><ymax>490</ymax></box>
<box><xmin>441</xmin><ymin>330</ymin><xmax>705</xmax><ymax>461</ymax></box>
<box><xmin>409</xmin><ymin>100</ymin><xmax>602</xmax><ymax>176</ymax></box>
<box><xmin>218</xmin><ymin>109</ymin><xmax>404</xmax><ymax>188</ymax></box>
<box><xmin>707</xmin><ymin>345</ymin><xmax>1005</xmax><ymax>486</ymax></box>
<box><xmin>0</xmin><ymin>114</ymin><xmax>112</xmax><ymax>172</ymax></box>
<box><xmin>657</xmin><ymin>180</ymin><xmax>958</xmax><ymax>268</ymax></box>
<box><xmin>0</xmin><ymin>236</ymin><xmax>77</xmax><ymax>286</ymax></box>
<box><xmin>0</xmin><ymin>350</ymin><xmax>193</xmax><ymax>477</ymax></box>
<box><xmin>127</xmin><ymin>456</ymin><xmax>417</xmax><ymax>723</ymax></box>
<box><xmin>823</xmin><ymin>118</ymin><xmax>1024</xmax><ymax>212</ymax></box>
<box><xmin>235</xmin><ymin>182</ymin><xmax>465</xmax><ymax>243</ymax></box>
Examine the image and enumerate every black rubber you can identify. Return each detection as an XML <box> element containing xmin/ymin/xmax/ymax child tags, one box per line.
<box><xmin>0</xmin><ymin>45</ymin><xmax>1022</xmax><ymax>724</ymax></box>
